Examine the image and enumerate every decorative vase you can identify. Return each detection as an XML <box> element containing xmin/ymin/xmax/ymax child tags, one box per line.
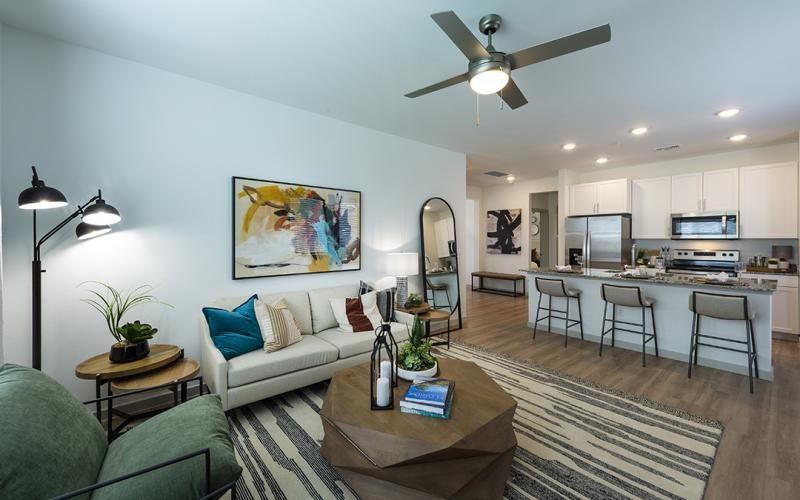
<box><xmin>397</xmin><ymin>361</ymin><xmax>438</xmax><ymax>382</ymax></box>
<box><xmin>108</xmin><ymin>340</ymin><xmax>150</xmax><ymax>363</ymax></box>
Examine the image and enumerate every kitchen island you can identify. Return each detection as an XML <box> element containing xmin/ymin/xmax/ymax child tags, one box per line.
<box><xmin>526</xmin><ymin>268</ymin><xmax>776</xmax><ymax>379</ymax></box>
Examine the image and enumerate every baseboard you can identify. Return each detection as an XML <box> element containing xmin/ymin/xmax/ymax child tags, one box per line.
<box><xmin>527</xmin><ymin>322</ymin><xmax>774</xmax><ymax>381</ymax></box>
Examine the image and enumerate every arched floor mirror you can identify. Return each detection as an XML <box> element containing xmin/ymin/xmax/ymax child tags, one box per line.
<box><xmin>420</xmin><ymin>197</ymin><xmax>463</xmax><ymax>332</ymax></box>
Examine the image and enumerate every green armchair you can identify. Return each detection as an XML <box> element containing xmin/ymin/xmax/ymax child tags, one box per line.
<box><xmin>0</xmin><ymin>363</ymin><xmax>242</xmax><ymax>499</ymax></box>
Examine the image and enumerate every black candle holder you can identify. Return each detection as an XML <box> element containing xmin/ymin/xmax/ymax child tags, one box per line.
<box><xmin>370</xmin><ymin>323</ymin><xmax>399</xmax><ymax>410</ymax></box>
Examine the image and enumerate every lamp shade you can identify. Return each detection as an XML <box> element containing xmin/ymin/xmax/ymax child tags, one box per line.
<box><xmin>76</xmin><ymin>222</ymin><xmax>111</xmax><ymax>240</ymax></box>
<box><xmin>82</xmin><ymin>198</ymin><xmax>121</xmax><ymax>225</ymax></box>
<box><xmin>18</xmin><ymin>185</ymin><xmax>68</xmax><ymax>210</ymax></box>
<box><xmin>387</xmin><ymin>252</ymin><xmax>419</xmax><ymax>277</ymax></box>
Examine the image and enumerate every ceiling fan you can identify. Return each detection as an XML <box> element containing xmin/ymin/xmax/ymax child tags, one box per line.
<box><xmin>405</xmin><ymin>11</ymin><xmax>611</xmax><ymax>110</ymax></box>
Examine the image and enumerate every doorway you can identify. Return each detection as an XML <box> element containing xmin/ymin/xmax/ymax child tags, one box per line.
<box><xmin>529</xmin><ymin>191</ymin><xmax>558</xmax><ymax>269</ymax></box>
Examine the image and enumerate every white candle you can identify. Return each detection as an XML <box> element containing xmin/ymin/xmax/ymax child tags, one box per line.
<box><xmin>380</xmin><ymin>360</ymin><xmax>392</xmax><ymax>379</ymax></box>
<box><xmin>376</xmin><ymin>376</ymin><xmax>391</xmax><ymax>407</ymax></box>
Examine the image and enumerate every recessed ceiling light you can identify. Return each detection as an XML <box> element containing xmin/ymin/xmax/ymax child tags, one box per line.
<box><xmin>729</xmin><ymin>134</ymin><xmax>748</xmax><ymax>142</ymax></box>
<box><xmin>716</xmin><ymin>108</ymin><xmax>740</xmax><ymax>118</ymax></box>
<box><xmin>506</xmin><ymin>175</ymin><xmax>515</xmax><ymax>183</ymax></box>
<box><xmin>562</xmin><ymin>143</ymin><xmax>576</xmax><ymax>151</ymax></box>
<box><xmin>630</xmin><ymin>127</ymin><xmax>648</xmax><ymax>135</ymax></box>
<box><xmin>596</xmin><ymin>157</ymin><xmax>608</xmax><ymax>164</ymax></box>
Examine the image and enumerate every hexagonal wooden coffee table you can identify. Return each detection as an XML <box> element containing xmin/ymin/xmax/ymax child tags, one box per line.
<box><xmin>320</xmin><ymin>358</ymin><xmax>517</xmax><ymax>499</ymax></box>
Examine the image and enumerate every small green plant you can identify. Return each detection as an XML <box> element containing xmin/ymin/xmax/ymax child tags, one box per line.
<box><xmin>82</xmin><ymin>282</ymin><xmax>172</xmax><ymax>345</ymax></box>
<box><xmin>404</xmin><ymin>293</ymin><xmax>423</xmax><ymax>308</ymax></box>
<box><xmin>398</xmin><ymin>315</ymin><xmax>436</xmax><ymax>371</ymax></box>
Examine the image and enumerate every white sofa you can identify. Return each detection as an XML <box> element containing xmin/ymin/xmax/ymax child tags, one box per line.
<box><xmin>201</xmin><ymin>284</ymin><xmax>412</xmax><ymax>410</ymax></box>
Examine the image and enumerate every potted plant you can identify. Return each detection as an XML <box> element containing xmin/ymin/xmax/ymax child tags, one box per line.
<box><xmin>82</xmin><ymin>282</ymin><xmax>172</xmax><ymax>363</ymax></box>
<box><xmin>396</xmin><ymin>314</ymin><xmax>438</xmax><ymax>381</ymax></box>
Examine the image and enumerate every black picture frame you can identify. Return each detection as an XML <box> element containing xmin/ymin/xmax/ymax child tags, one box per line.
<box><xmin>231</xmin><ymin>176</ymin><xmax>362</xmax><ymax>280</ymax></box>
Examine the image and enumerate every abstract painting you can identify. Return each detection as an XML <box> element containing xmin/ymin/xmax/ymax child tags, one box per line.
<box><xmin>487</xmin><ymin>209</ymin><xmax>522</xmax><ymax>255</ymax></box>
<box><xmin>232</xmin><ymin>176</ymin><xmax>361</xmax><ymax>279</ymax></box>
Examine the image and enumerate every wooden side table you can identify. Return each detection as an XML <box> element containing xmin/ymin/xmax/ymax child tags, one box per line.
<box><xmin>75</xmin><ymin>344</ymin><xmax>201</xmax><ymax>440</ymax></box>
<box><xmin>417</xmin><ymin>309</ymin><xmax>452</xmax><ymax>348</ymax></box>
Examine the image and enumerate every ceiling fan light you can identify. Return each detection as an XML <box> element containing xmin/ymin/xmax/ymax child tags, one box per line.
<box><xmin>469</xmin><ymin>69</ymin><xmax>509</xmax><ymax>95</ymax></box>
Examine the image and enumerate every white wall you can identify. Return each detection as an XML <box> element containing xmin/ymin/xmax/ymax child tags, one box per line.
<box><xmin>0</xmin><ymin>28</ymin><xmax>466</xmax><ymax>398</ymax></box>
<box><xmin>478</xmin><ymin>177</ymin><xmax>558</xmax><ymax>290</ymax></box>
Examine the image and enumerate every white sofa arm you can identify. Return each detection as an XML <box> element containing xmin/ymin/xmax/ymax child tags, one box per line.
<box><xmin>395</xmin><ymin>310</ymin><xmax>415</xmax><ymax>327</ymax></box>
<box><xmin>200</xmin><ymin>317</ymin><xmax>229</xmax><ymax>410</ymax></box>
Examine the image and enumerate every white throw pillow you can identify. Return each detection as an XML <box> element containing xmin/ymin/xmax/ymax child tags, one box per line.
<box><xmin>329</xmin><ymin>291</ymin><xmax>383</xmax><ymax>333</ymax></box>
<box><xmin>255</xmin><ymin>298</ymin><xmax>303</xmax><ymax>352</ymax></box>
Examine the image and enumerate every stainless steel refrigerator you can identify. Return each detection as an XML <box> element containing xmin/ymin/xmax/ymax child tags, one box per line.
<box><xmin>565</xmin><ymin>215</ymin><xmax>632</xmax><ymax>270</ymax></box>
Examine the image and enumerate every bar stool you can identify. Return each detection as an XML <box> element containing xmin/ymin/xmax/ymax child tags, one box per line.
<box><xmin>532</xmin><ymin>277</ymin><xmax>584</xmax><ymax>347</ymax></box>
<box><xmin>688</xmin><ymin>291</ymin><xmax>759</xmax><ymax>393</ymax></box>
<box><xmin>426</xmin><ymin>278</ymin><xmax>451</xmax><ymax>310</ymax></box>
<box><xmin>599</xmin><ymin>284</ymin><xmax>659</xmax><ymax>367</ymax></box>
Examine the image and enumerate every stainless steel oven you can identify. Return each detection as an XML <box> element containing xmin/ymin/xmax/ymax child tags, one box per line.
<box><xmin>670</xmin><ymin>211</ymin><xmax>739</xmax><ymax>240</ymax></box>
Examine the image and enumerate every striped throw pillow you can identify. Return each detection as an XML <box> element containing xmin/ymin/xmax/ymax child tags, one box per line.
<box><xmin>255</xmin><ymin>298</ymin><xmax>303</xmax><ymax>353</ymax></box>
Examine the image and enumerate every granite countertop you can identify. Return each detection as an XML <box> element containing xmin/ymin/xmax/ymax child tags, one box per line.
<box><xmin>525</xmin><ymin>268</ymin><xmax>776</xmax><ymax>294</ymax></box>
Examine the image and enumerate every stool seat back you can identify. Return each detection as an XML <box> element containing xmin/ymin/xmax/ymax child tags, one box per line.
<box><xmin>601</xmin><ymin>283</ymin><xmax>649</xmax><ymax>307</ymax></box>
<box><xmin>535</xmin><ymin>277</ymin><xmax>576</xmax><ymax>298</ymax></box>
<box><xmin>689</xmin><ymin>292</ymin><xmax>755</xmax><ymax>320</ymax></box>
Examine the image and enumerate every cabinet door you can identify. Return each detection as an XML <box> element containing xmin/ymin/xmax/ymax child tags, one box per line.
<box><xmin>702</xmin><ymin>168</ymin><xmax>739</xmax><ymax>211</ymax></box>
<box><xmin>632</xmin><ymin>177</ymin><xmax>671</xmax><ymax>238</ymax></box>
<box><xmin>595</xmin><ymin>179</ymin><xmax>631</xmax><ymax>214</ymax></box>
<box><xmin>434</xmin><ymin>219</ymin><xmax>451</xmax><ymax>258</ymax></box>
<box><xmin>739</xmin><ymin>162</ymin><xmax>798</xmax><ymax>238</ymax></box>
<box><xmin>671</xmin><ymin>173</ymin><xmax>702</xmax><ymax>213</ymax></box>
<box><xmin>773</xmin><ymin>286</ymin><xmax>799</xmax><ymax>334</ymax></box>
<box><xmin>568</xmin><ymin>183</ymin><xmax>597</xmax><ymax>216</ymax></box>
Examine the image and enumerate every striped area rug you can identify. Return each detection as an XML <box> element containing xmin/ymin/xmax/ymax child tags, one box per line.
<box><xmin>227</xmin><ymin>342</ymin><xmax>722</xmax><ymax>499</ymax></box>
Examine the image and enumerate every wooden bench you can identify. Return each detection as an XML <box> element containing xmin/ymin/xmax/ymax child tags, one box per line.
<box><xmin>471</xmin><ymin>271</ymin><xmax>526</xmax><ymax>297</ymax></box>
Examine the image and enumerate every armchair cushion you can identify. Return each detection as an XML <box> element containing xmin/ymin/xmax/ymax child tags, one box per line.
<box><xmin>93</xmin><ymin>395</ymin><xmax>241</xmax><ymax>500</ymax></box>
<box><xmin>0</xmin><ymin>364</ymin><xmax>108</xmax><ymax>499</ymax></box>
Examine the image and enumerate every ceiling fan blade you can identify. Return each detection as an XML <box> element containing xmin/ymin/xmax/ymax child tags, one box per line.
<box><xmin>405</xmin><ymin>73</ymin><xmax>469</xmax><ymax>98</ymax></box>
<box><xmin>498</xmin><ymin>77</ymin><xmax>528</xmax><ymax>109</ymax></box>
<box><xmin>507</xmin><ymin>24</ymin><xmax>611</xmax><ymax>70</ymax></box>
<box><xmin>431</xmin><ymin>11</ymin><xmax>490</xmax><ymax>61</ymax></box>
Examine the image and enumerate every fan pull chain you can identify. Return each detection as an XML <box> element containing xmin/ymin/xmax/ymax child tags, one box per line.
<box><xmin>475</xmin><ymin>93</ymin><xmax>480</xmax><ymax>126</ymax></box>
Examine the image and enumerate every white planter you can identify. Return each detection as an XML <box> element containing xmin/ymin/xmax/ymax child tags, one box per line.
<box><xmin>396</xmin><ymin>361</ymin><xmax>438</xmax><ymax>382</ymax></box>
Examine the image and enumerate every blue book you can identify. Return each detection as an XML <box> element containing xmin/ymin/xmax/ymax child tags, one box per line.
<box><xmin>400</xmin><ymin>391</ymin><xmax>454</xmax><ymax>419</ymax></box>
<box><xmin>402</xmin><ymin>378</ymin><xmax>453</xmax><ymax>407</ymax></box>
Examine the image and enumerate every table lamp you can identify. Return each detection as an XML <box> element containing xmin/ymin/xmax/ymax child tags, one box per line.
<box><xmin>387</xmin><ymin>252</ymin><xmax>419</xmax><ymax>307</ymax></box>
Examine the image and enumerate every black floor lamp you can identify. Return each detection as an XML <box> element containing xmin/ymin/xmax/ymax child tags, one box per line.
<box><xmin>17</xmin><ymin>166</ymin><xmax>122</xmax><ymax>370</ymax></box>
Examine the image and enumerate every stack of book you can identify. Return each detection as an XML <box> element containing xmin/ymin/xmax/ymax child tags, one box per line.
<box><xmin>399</xmin><ymin>378</ymin><xmax>455</xmax><ymax>419</ymax></box>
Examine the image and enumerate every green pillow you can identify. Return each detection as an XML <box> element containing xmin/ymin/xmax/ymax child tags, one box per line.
<box><xmin>202</xmin><ymin>294</ymin><xmax>263</xmax><ymax>359</ymax></box>
<box><xmin>93</xmin><ymin>395</ymin><xmax>241</xmax><ymax>500</ymax></box>
<box><xmin>0</xmin><ymin>363</ymin><xmax>107</xmax><ymax>499</ymax></box>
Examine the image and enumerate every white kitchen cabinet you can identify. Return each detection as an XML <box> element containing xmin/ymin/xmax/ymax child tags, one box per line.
<box><xmin>740</xmin><ymin>273</ymin><xmax>799</xmax><ymax>335</ymax></box>
<box><xmin>568</xmin><ymin>179</ymin><xmax>631</xmax><ymax>216</ymax></box>
<box><xmin>632</xmin><ymin>177</ymin><xmax>671</xmax><ymax>238</ymax></box>
<box><xmin>739</xmin><ymin>162</ymin><xmax>798</xmax><ymax>238</ymax></box>
<box><xmin>568</xmin><ymin>182</ymin><xmax>599</xmax><ymax>216</ymax></box>
<box><xmin>702</xmin><ymin>168</ymin><xmax>739</xmax><ymax>211</ymax></box>
<box><xmin>434</xmin><ymin>218</ymin><xmax>454</xmax><ymax>258</ymax></box>
<box><xmin>671</xmin><ymin>173</ymin><xmax>703</xmax><ymax>213</ymax></box>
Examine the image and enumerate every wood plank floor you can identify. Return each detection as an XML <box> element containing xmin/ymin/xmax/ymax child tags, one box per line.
<box><xmin>451</xmin><ymin>288</ymin><xmax>800</xmax><ymax>500</ymax></box>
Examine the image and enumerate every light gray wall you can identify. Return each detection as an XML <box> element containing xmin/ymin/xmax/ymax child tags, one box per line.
<box><xmin>0</xmin><ymin>27</ymin><xmax>466</xmax><ymax>398</ymax></box>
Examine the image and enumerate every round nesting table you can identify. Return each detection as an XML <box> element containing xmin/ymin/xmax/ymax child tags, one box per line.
<box><xmin>111</xmin><ymin>358</ymin><xmax>200</xmax><ymax>394</ymax></box>
<box><xmin>417</xmin><ymin>309</ymin><xmax>452</xmax><ymax>348</ymax></box>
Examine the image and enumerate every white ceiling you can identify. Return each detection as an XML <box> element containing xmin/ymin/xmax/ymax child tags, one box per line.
<box><xmin>1</xmin><ymin>0</ymin><xmax>798</xmax><ymax>186</ymax></box>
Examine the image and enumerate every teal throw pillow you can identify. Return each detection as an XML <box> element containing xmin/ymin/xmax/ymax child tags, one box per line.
<box><xmin>203</xmin><ymin>295</ymin><xmax>263</xmax><ymax>359</ymax></box>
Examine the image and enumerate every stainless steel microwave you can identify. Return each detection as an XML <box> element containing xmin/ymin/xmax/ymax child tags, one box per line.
<box><xmin>670</xmin><ymin>211</ymin><xmax>739</xmax><ymax>240</ymax></box>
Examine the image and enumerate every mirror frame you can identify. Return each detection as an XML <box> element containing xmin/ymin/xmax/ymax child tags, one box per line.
<box><xmin>419</xmin><ymin>197</ymin><xmax>463</xmax><ymax>330</ymax></box>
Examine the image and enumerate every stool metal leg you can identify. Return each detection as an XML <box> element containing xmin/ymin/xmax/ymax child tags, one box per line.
<box><xmin>650</xmin><ymin>306</ymin><xmax>659</xmax><ymax>358</ymax></box>
<box><xmin>533</xmin><ymin>293</ymin><xmax>542</xmax><ymax>340</ymax></box>
<box><xmin>611</xmin><ymin>304</ymin><xmax>617</xmax><ymax>347</ymax></box>
<box><xmin>444</xmin><ymin>288</ymin><xmax>451</xmax><ymax>309</ymax></box>
<box><xmin>694</xmin><ymin>315</ymin><xmax>701</xmax><ymax>366</ymax></box>
<box><xmin>641</xmin><ymin>306</ymin><xmax>647</xmax><ymax>367</ymax></box>
<box><xmin>599</xmin><ymin>301</ymin><xmax>608</xmax><ymax>357</ymax></box>
<box><xmin>564</xmin><ymin>297</ymin><xmax>570</xmax><ymax>348</ymax></box>
<box><xmin>577</xmin><ymin>296</ymin><xmax>584</xmax><ymax>340</ymax></box>
<box><xmin>749</xmin><ymin>319</ymin><xmax>759</xmax><ymax>379</ymax></box>
<box><xmin>547</xmin><ymin>295</ymin><xmax>552</xmax><ymax>332</ymax></box>
<box><xmin>745</xmin><ymin>320</ymin><xmax>755</xmax><ymax>394</ymax></box>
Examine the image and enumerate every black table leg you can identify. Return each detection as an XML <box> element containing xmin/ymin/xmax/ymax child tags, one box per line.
<box><xmin>95</xmin><ymin>379</ymin><xmax>102</xmax><ymax>423</ymax></box>
<box><xmin>107</xmin><ymin>384</ymin><xmax>113</xmax><ymax>441</ymax></box>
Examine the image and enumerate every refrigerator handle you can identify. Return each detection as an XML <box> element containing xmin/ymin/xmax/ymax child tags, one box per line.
<box><xmin>585</xmin><ymin>231</ymin><xmax>591</xmax><ymax>270</ymax></box>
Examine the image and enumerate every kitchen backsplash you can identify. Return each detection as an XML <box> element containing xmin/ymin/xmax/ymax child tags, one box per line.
<box><xmin>635</xmin><ymin>239</ymin><xmax>798</xmax><ymax>263</ymax></box>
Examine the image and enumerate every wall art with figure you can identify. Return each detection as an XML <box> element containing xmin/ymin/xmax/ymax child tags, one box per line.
<box><xmin>486</xmin><ymin>208</ymin><xmax>522</xmax><ymax>255</ymax></box>
<box><xmin>232</xmin><ymin>176</ymin><xmax>361</xmax><ymax>279</ymax></box>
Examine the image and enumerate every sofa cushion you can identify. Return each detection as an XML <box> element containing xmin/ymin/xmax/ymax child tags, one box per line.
<box><xmin>202</xmin><ymin>295</ymin><xmax>263</xmax><ymax>359</ymax></box>
<box><xmin>255</xmin><ymin>298</ymin><xmax>303</xmax><ymax>352</ymax></box>
<box><xmin>308</xmin><ymin>284</ymin><xmax>359</xmax><ymax>333</ymax></box>
<box><xmin>227</xmin><ymin>334</ymin><xmax>339</xmax><ymax>388</ymax></box>
<box><xmin>316</xmin><ymin>322</ymin><xmax>411</xmax><ymax>359</ymax></box>
<box><xmin>93</xmin><ymin>395</ymin><xmax>241</xmax><ymax>500</ymax></box>
<box><xmin>0</xmin><ymin>363</ymin><xmax>107</xmax><ymax>499</ymax></box>
<box><xmin>211</xmin><ymin>291</ymin><xmax>313</xmax><ymax>334</ymax></box>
